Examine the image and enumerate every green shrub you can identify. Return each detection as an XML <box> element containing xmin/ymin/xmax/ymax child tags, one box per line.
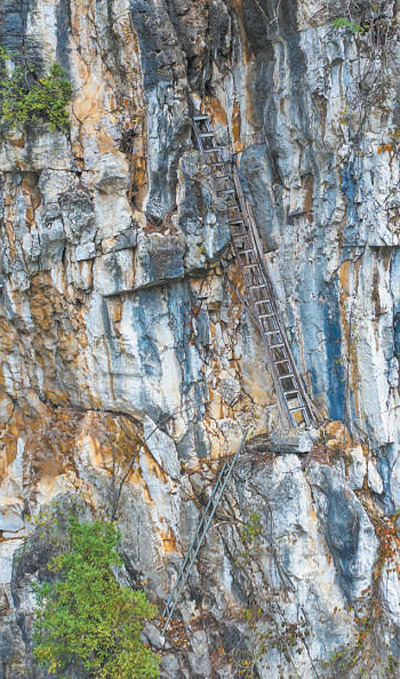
<box><xmin>33</xmin><ymin>517</ymin><xmax>160</xmax><ymax>679</ymax></box>
<box><xmin>240</xmin><ymin>511</ymin><xmax>262</xmax><ymax>544</ymax></box>
<box><xmin>0</xmin><ymin>48</ymin><xmax>72</xmax><ymax>130</ymax></box>
<box><xmin>332</xmin><ymin>16</ymin><xmax>369</xmax><ymax>34</ymax></box>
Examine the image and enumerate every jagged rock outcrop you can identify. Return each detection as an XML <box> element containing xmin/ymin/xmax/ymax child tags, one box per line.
<box><xmin>1</xmin><ymin>0</ymin><xmax>400</xmax><ymax>677</ymax></box>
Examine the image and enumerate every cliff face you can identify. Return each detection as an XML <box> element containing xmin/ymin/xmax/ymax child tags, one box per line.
<box><xmin>1</xmin><ymin>0</ymin><xmax>400</xmax><ymax>677</ymax></box>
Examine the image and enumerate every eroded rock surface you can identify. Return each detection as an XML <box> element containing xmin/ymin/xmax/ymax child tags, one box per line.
<box><xmin>1</xmin><ymin>0</ymin><xmax>400</xmax><ymax>677</ymax></box>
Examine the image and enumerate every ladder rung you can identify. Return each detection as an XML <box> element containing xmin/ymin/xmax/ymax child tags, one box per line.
<box><xmin>288</xmin><ymin>405</ymin><xmax>306</xmax><ymax>413</ymax></box>
<box><xmin>192</xmin><ymin>117</ymin><xmax>318</xmax><ymax>430</ymax></box>
<box><xmin>283</xmin><ymin>389</ymin><xmax>300</xmax><ymax>400</ymax></box>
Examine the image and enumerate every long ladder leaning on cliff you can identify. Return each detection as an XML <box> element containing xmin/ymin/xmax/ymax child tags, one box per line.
<box><xmin>161</xmin><ymin>431</ymin><xmax>248</xmax><ymax>637</ymax></box>
<box><xmin>192</xmin><ymin>114</ymin><xmax>321</xmax><ymax>429</ymax></box>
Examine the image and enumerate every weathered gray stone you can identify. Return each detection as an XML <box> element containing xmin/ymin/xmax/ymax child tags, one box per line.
<box><xmin>307</xmin><ymin>462</ymin><xmax>378</xmax><ymax>600</ymax></box>
<box><xmin>0</xmin><ymin>541</ymin><xmax>24</xmax><ymax>585</ymax></box>
<box><xmin>347</xmin><ymin>444</ymin><xmax>367</xmax><ymax>490</ymax></box>
<box><xmin>0</xmin><ymin>128</ymin><xmax>74</xmax><ymax>172</ymax></box>
<box><xmin>60</xmin><ymin>189</ymin><xmax>96</xmax><ymax>244</ymax></box>
<box><xmin>93</xmin><ymin>153</ymin><xmax>129</xmax><ymax>195</ymax></box>
<box><xmin>368</xmin><ymin>457</ymin><xmax>384</xmax><ymax>495</ymax></box>
<box><xmin>101</xmin><ymin>227</ymin><xmax>138</xmax><ymax>254</ymax></box>
<box><xmin>75</xmin><ymin>242</ymin><xmax>96</xmax><ymax>262</ymax></box>
<box><xmin>160</xmin><ymin>654</ymin><xmax>184</xmax><ymax>678</ymax></box>
<box><xmin>141</xmin><ymin>622</ymin><xmax>165</xmax><ymax>651</ymax></box>
<box><xmin>93</xmin><ymin>250</ymin><xmax>135</xmax><ymax>296</ymax></box>
<box><xmin>134</xmin><ymin>233</ymin><xmax>185</xmax><ymax>290</ymax></box>
<box><xmin>0</xmin><ymin>502</ymin><xmax>24</xmax><ymax>534</ymax></box>
<box><xmin>143</xmin><ymin>416</ymin><xmax>181</xmax><ymax>480</ymax></box>
<box><xmin>1</xmin><ymin>0</ymin><xmax>400</xmax><ymax>676</ymax></box>
<box><xmin>268</xmin><ymin>428</ymin><xmax>319</xmax><ymax>454</ymax></box>
<box><xmin>188</xmin><ymin>630</ymin><xmax>211</xmax><ymax>676</ymax></box>
<box><xmin>0</xmin><ymin>393</ymin><xmax>13</xmax><ymax>425</ymax></box>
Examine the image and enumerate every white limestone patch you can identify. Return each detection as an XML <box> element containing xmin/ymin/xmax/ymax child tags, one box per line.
<box><xmin>0</xmin><ymin>128</ymin><xmax>74</xmax><ymax>172</ymax></box>
<box><xmin>347</xmin><ymin>444</ymin><xmax>367</xmax><ymax>490</ymax></box>
<box><xmin>144</xmin><ymin>416</ymin><xmax>181</xmax><ymax>480</ymax></box>
<box><xmin>0</xmin><ymin>539</ymin><xmax>25</xmax><ymax>585</ymax></box>
<box><xmin>0</xmin><ymin>438</ymin><xmax>25</xmax><ymax>533</ymax></box>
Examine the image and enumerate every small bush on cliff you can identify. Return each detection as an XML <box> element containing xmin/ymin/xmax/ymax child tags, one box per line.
<box><xmin>33</xmin><ymin>517</ymin><xmax>160</xmax><ymax>679</ymax></box>
<box><xmin>0</xmin><ymin>48</ymin><xmax>72</xmax><ymax>130</ymax></box>
<box><xmin>332</xmin><ymin>16</ymin><xmax>369</xmax><ymax>34</ymax></box>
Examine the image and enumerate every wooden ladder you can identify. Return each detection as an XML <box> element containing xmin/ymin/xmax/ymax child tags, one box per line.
<box><xmin>193</xmin><ymin>114</ymin><xmax>320</xmax><ymax>429</ymax></box>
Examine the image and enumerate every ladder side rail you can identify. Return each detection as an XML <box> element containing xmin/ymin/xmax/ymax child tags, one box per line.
<box><xmin>244</xmin><ymin>199</ymin><xmax>322</xmax><ymax>425</ymax></box>
<box><xmin>230</xmin><ymin>168</ymin><xmax>285</xmax><ymax>333</ymax></box>
<box><xmin>208</xmin><ymin>430</ymin><xmax>248</xmax><ymax>506</ymax></box>
<box><xmin>162</xmin><ymin>497</ymin><xmax>219</xmax><ymax>633</ymax></box>
<box><xmin>227</xmin><ymin>178</ymin><xmax>301</xmax><ymax>426</ymax></box>
<box><xmin>192</xmin><ymin>123</ymin><xmax>205</xmax><ymax>154</ymax></box>
<box><xmin>162</xmin><ymin>489</ymin><xmax>234</xmax><ymax>635</ymax></box>
<box><xmin>228</xmin><ymin>169</ymin><xmax>296</xmax><ymax>426</ymax></box>
<box><xmin>255</xmin><ymin>312</ymin><xmax>295</xmax><ymax>428</ymax></box>
<box><xmin>231</xmin><ymin>166</ymin><xmax>270</xmax><ymax>278</ymax></box>
<box><xmin>176</xmin><ymin>431</ymin><xmax>246</xmax><ymax>576</ymax></box>
<box><xmin>231</xmin><ymin>166</ymin><xmax>319</xmax><ymax>426</ymax></box>
<box><xmin>231</xmin><ymin>167</ymin><xmax>280</xmax><ymax>318</ymax></box>
<box><xmin>162</xmin><ymin>458</ymin><xmax>230</xmax><ymax>619</ymax></box>
<box><xmin>162</xmin><ymin>459</ymin><xmax>230</xmax><ymax>624</ymax></box>
<box><xmin>162</xmin><ymin>482</ymin><xmax>222</xmax><ymax>637</ymax></box>
<box><xmin>221</xmin><ymin>177</ymin><xmax>295</xmax><ymax>425</ymax></box>
<box><xmin>162</xmin><ymin>464</ymin><xmax>230</xmax><ymax>635</ymax></box>
<box><xmin>162</xmin><ymin>433</ymin><xmax>248</xmax><ymax>636</ymax></box>
<box><xmin>245</xmin><ymin>249</ymin><xmax>310</xmax><ymax>425</ymax></box>
<box><xmin>162</xmin><ymin>534</ymin><xmax>197</xmax><ymax>618</ymax></box>
<box><xmin>193</xmin><ymin>116</ymin><xmax>318</xmax><ymax>426</ymax></box>
<box><xmin>192</xmin><ymin>118</ymin><xmax>217</xmax><ymax>155</ymax></box>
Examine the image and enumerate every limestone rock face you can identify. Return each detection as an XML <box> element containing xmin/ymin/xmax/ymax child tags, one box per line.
<box><xmin>1</xmin><ymin>0</ymin><xmax>400</xmax><ymax>677</ymax></box>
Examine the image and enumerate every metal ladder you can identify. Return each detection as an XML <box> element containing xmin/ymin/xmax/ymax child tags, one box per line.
<box><xmin>161</xmin><ymin>431</ymin><xmax>248</xmax><ymax>636</ymax></box>
<box><xmin>192</xmin><ymin>114</ymin><xmax>320</xmax><ymax>429</ymax></box>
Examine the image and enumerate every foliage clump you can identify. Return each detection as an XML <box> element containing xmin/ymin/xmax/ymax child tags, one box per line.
<box><xmin>240</xmin><ymin>511</ymin><xmax>262</xmax><ymax>544</ymax></box>
<box><xmin>0</xmin><ymin>48</ymin><xmax>72</xmax><ymax>130</ymax></box>
<box><xmin>33</xmin><ymin>517</ymin><xmax>160</xmax><ymax>679</ymax></box>
<box><xmin>332</xmin><ymin>16</ymin><xmax>369</xmax><ymax>34</ymax></box>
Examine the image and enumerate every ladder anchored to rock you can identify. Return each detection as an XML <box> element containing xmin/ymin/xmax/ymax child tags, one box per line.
<box><xmin>193</xmin><ymin>114</ymin><xmax>320</xmax><ymax>429</ymax></box>
<box><xmin>161</xmin><ymin>431</ymin><xmax>248</xmax><ymax>636</ymax></box>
